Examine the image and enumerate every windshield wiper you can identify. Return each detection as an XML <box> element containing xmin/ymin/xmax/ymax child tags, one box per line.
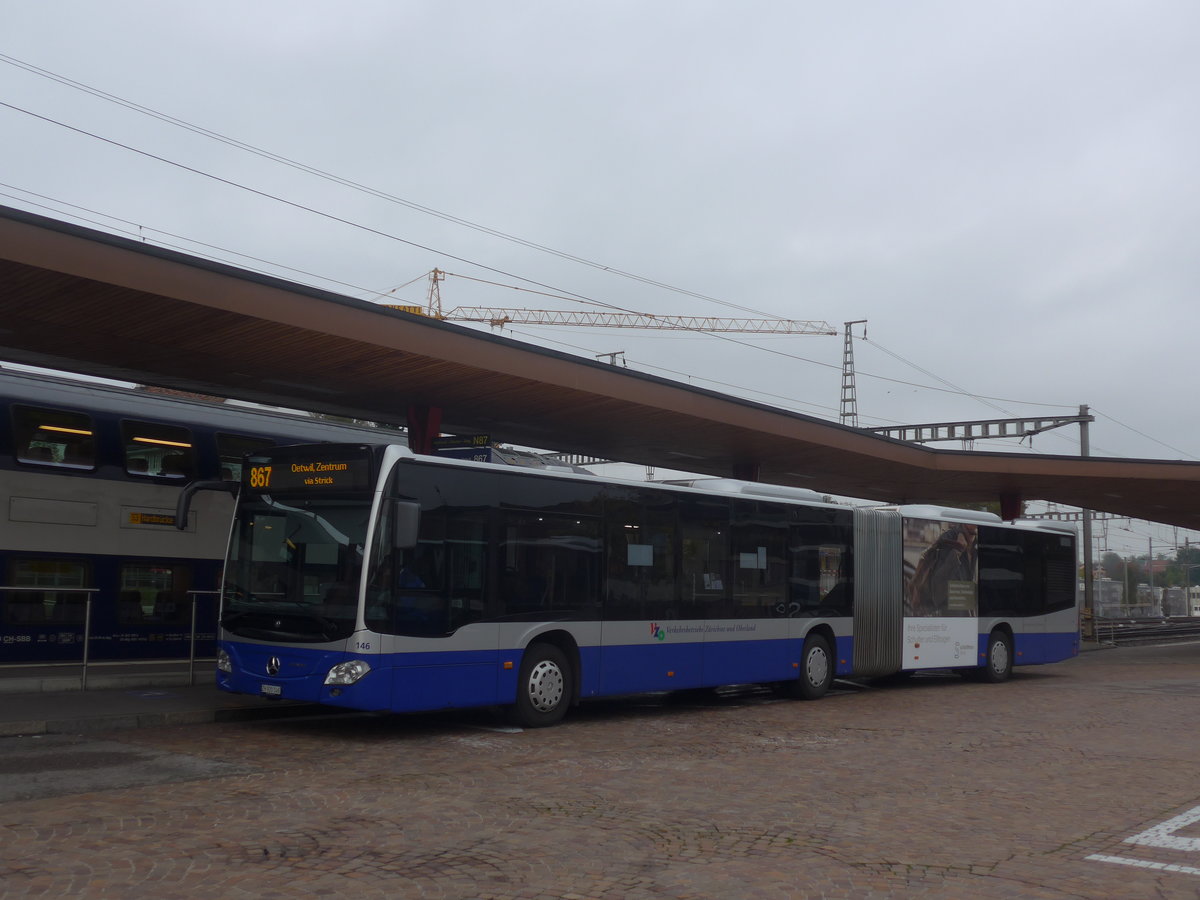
<box><xmin>313</xmin><ymin>614</ymin><xmax>342</xmax><ymax>641</ymax></box>
<box><xmin>220</xmin><ymin>610</ymin><xmax>251</xmax><ymax>630</ymax></box>
<box><xmin>221</xmin><ymin>608</ymin><xmax>349</xmax><ymax>642</ymax></box>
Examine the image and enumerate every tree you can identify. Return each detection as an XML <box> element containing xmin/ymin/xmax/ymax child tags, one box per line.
<box><xmin>1100</xmin><ymin>552</ymin><xmax>1124</xmax><ymax>581</ymax></box>
<box><xmin>1168</xmin><ymin>545</ymin><xmax>1200</xmax><ymax>590</ymax></box>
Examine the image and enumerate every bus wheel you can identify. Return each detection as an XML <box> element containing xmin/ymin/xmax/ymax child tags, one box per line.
<box><xmin>980</xmin><ymin>630</ymin><xmax>1013</xmax><ymax>683</ymax></box>
<box><xmin>782</xmin><ymin>633</ymin><xmax>833</xmax><ymax>700</ymax></box>
<box><xmin>511</xmin><ymin>643</ymin><xmax>571</xmax><ymax>727</ymax></box>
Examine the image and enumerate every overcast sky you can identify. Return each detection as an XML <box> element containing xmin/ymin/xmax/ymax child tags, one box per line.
<box><xmin>4</xmin><ymin>1</ymin><xmax>1199</xmax><ymax>553</ymax></box>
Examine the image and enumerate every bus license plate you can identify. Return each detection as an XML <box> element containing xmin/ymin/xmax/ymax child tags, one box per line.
<box><xmin>261</xmin><ymin>683</ymin><xmax>282</xmax><ymax>697</ymax></box>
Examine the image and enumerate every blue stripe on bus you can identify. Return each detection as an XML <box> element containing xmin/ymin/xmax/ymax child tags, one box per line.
<box><xmin>223</xmin><ymin>637</ymin><xmax>818</xmax><ymax>711</ymax></box>
<box><xmin>1014</xmin><ymin>630</ymin><xmax>1079</xmax><ymax>665</ymax></box>
<box><xmin>220</xmin><ymin>628</ymin><xmax>1079</xmax><ymax>714</ymax></box>
<box><xmin>703</xmin><ymin>638</ymin><xmax>798</xmax><ymax>685</ymax></box>
<box><xmin>592</xmin><ymin>638</ymin><xmax>817</xmax><ymax>694</ymax></box>
<box><xmin>835</xmin><ymin>635</ymin><xmax>853</xmax><ymax>675</ymax></box>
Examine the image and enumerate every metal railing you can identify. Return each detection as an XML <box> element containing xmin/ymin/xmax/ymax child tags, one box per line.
<box><xmin>1098</xmin><ymin>616</ymin><xmax>1200</xmax><ymax>646</ymax></box>
<box><xmin>186</xmin><ymin>589</ymin><xmax>220</xmax><ymax>685</ymax></box>
<box><xmin>0</xmin><ymin>586</ymin><xmax>218</xmax><ymax>689</ymax></box>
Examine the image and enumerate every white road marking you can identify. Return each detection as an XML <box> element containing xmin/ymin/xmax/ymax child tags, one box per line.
<box><xmin>1123</xmin><ymin>806</ymin><xmax>1200</xmax><ymax>851</ymax></box>
<box><xmin>1085</xmin><ymin>854</ymin><xmax>1200</xmax><ymax>877</ymax></box>
<box><xmin>1087</xmin><ymin>804</ymin><xmax>1200</xmax><ymax>878</ymax></box>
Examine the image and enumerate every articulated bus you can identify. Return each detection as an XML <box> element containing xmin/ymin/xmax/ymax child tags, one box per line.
<box><xmin>0</xmin><ymin>369</ymin><xmax>405</xmax><ymax>663</ymax></box>
<box><xmin>200</xmin><ymin>441</ymin><xmax>1080</xmax><ymax>726</ymax></box>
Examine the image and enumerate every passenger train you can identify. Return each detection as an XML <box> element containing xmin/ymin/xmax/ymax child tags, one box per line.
<box><xmin>0</xmin><ymin>368</ymin><xmax>406</xmax><ymax>663</ymax></box>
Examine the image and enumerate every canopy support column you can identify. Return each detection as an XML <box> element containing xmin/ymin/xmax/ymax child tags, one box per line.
<box><xmin>999</xmin><ymin>491</ymin><xmax>1023</xmax><ymax>521</ymax></box>
<box><xmin>732</xmin><ymin>461</ymin><xmax>760</xmax><ymax>482</ymax></box>
<box><xmin>406</xmin><ymin>404</ymin><xmax>442</xmax><ymax>455</ymax></box>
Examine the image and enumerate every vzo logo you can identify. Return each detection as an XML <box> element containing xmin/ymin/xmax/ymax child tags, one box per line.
<box><xmin>649</xmin><ymin>622</ymin><xmax>666</xmax><ymax>641</ymax></box>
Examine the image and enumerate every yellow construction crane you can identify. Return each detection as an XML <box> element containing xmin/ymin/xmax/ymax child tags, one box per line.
<box><xmin>387</xmin><ymin>269</ymin><xmax>838</xmax><ymax>335</ymax></box>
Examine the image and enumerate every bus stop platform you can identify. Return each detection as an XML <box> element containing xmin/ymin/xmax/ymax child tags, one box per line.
<box><xmin>0</xmin><ymin>661</ymin><xmax>323</xmax><ymax>736</ymax></box>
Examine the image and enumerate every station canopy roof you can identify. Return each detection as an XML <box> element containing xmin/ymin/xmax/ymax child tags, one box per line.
<box><xmin>3</xmin><ymin>203</ymin><xmax>1200</xmax><ymax>530</ymax></box>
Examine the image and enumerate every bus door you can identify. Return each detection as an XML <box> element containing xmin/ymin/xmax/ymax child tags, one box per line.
<box><xmin>372</xmin><ymin>503</ymin><xmax>500</xmax><ymax>712</ymax></box>
<box><xmin>600</xmin><ymin>499</ymin><xmax>702</xmax><ymax>693</ymax></box>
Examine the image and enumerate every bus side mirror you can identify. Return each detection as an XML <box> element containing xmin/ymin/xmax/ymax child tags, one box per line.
<box><xmin>391</xmin><ymin>501</ymin><xmax>420</xmax><ymax>549</ymax></box>
<box><xmin>175</xmin><ymin>480</ymin><xmax>240</xmax><ymax>530</ymax></box>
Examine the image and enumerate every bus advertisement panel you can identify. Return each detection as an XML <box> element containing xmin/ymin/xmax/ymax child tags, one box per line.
<box><xmin>902</xmin><ymin>517</ymin><xmax>979</xmax><ymax>669</ymax></box>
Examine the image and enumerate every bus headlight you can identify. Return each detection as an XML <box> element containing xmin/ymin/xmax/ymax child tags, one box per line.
<box><xmin>325</xmin><ymin>659</ymin><xmax>372</xmax><ymax>686</ymax></box>
<box><xmin>216</xmin><ymin>648</ymin><xmax>232</xmax><ymax>674</ymax></box>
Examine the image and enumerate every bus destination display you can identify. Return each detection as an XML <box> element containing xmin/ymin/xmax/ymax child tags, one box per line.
<box><xmin>244</xmin><ymin>450</ymin><xmax>372</xmax><ymax>493</ymax></box>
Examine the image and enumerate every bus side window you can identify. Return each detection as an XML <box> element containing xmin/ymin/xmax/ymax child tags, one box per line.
<box><xmin>498</xmin><ymin>511</ymin><xmax>601</xmax><ymax>619</ymax></box>
<box><xmin>731</xmin><ymin>500</ymin><xmax>787</xmax><ymax>618</ymax></box>
<box><xmin>605</xmin><ymin>494</ymin><xmax>677</xmax><ymax>621</ymax></box>
<box><xmin>978</xmin><ymin>527</ymin><xmax>1028</xmax><ymax>617</ymax></box>
<box><xmin>678</xmin><ymin>497</ymin><xmax>732</xmax><ymax>618</ymax></box>
<box><xmin>788</xmin><ymin>508</ymin><xmax>854</xmax><ymax>618</ymax></box>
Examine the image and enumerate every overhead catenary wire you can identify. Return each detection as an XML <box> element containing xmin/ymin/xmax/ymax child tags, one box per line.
<box><xmin>501</xmin><ymin>325</ymin><xmax>847</xmax><ymax>419</ymax></box>
<box><xmin>0</xmin><ymin>183</ymin><xmax>386</xmax><ymax>298</ymax></box>
<box><xmin>0</xmin><ymin>99</ymin><xmax>623</xmax><ymax>304</ymax></box>
<box><xmin>3</xmin><ymin>98</ymin><xmax>826</xmax><ymax>351</ymax></box>
<box><xmin>866</xmin><ymin>337</ymin><xmax>1021</xmax><ymax>420</ymax></box>
<box><xmin>1092</xmin><ymin>409</ymin><xmax>1198</xmax><ymax>461</ymax></box>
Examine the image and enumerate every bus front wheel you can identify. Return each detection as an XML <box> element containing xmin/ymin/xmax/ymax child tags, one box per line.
<box><xmin>511</xmin><ymin>643</ymin><xmax>572</xmax><ymax>728</ymax></box>
<box><xmin>980</xmin><ymin>630</ymin><xmax>1014</xmax><ymax>683</ymax></box>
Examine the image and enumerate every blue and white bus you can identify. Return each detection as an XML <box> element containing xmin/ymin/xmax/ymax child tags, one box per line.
<box><xmin>204</xmin><ymin>441</ymin><xmax>1080</xmax><ymax>726</ymax></box>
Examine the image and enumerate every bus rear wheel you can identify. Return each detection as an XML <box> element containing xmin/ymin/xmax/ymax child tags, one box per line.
<box><xmin>782</xmin><ymin>633</ymin><xmax>833</xmax><ymax>700</ymax></box>
<box><xmin>511</xmin><ymin>643</ymin><xmax>571</xmax><ymax>728</ymax></box>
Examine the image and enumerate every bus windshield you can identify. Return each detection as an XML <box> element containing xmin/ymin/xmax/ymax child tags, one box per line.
<box><xmin>221</xmin><ymin>495</ymin><xmax>372</xmax><ymax>643</ymax></box>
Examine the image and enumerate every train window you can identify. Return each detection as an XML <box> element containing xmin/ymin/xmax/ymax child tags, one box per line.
<box><xmin>12</xmin><ymin>405</ymin><xmax>96</xmax><ymax>470</ymax></box>
<box><xmin>121</xmin><ymin>420</ymin><xmax>195</xmax><ymax>478</ymax></box>
<box><xmin>4</xmin><ymin>558</ymin><xmax>92</xmax><ymax>625</ymax></box>
<box><xmin>216</xmin><ymin>433</ymin><xmax>275</xmax><ymax>482</ymax></box>
<box><xmin>118</xmin><ymin>564</ymin><xmax>192</xmax><ymax>625</ymax></box>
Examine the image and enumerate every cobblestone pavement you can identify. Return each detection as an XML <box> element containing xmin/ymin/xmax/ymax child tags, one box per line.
<box><xmin>2</xmin><ymin>644</ymin><xmax>1200</xmax><ymax>899</ymax></box>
